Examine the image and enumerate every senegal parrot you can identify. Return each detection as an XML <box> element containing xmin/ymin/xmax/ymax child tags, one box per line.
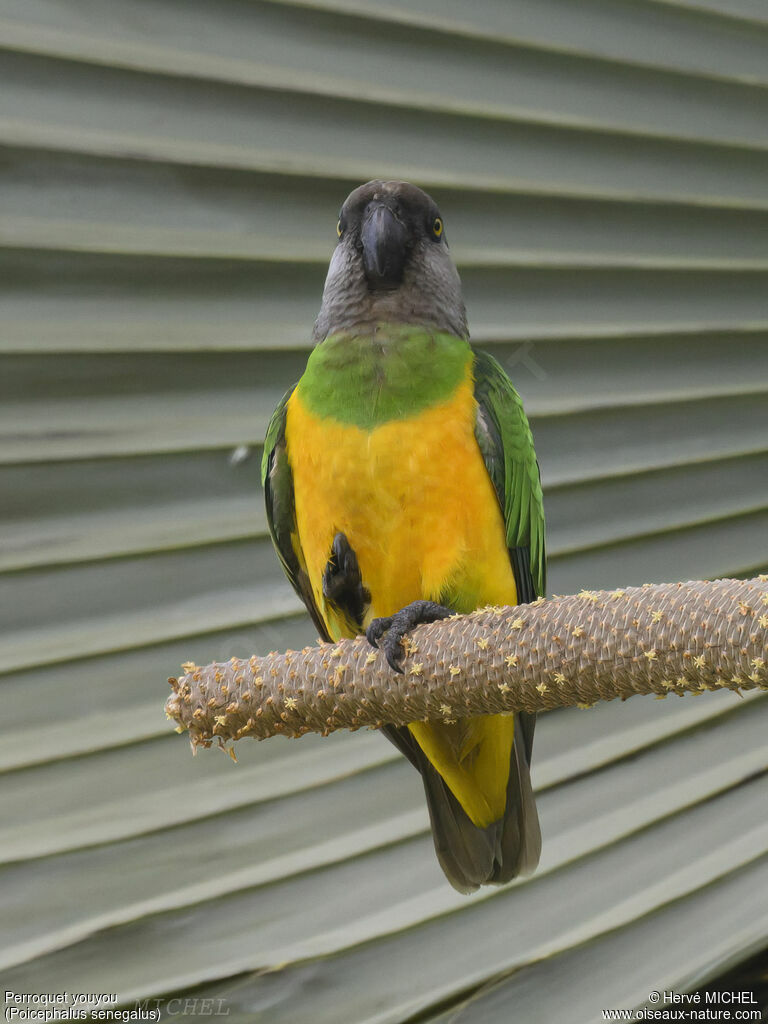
<box><xmin>262</xmin><ymin>180</ymin><xmax>546</xmax><ymax>892</ymax></box>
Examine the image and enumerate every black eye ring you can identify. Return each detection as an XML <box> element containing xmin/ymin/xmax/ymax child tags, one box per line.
<box><xmin>432</xmin><ymin>216</ymin><xmax>443</xmax><ymax>239</ymax></box>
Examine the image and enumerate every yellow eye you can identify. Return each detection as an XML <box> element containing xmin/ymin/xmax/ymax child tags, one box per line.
<box><xmin>432</xmin><ymin>216</ymin><xmax>443</xmax><ymax>238</ymax></box>
<box><xmin>336</xmin><ymin>219</ymin><xmax>343</xmax><ymax>238</ymax></box>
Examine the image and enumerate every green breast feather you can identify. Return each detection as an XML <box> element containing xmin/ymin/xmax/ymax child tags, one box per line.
<box><xmin>295</xmin><ymin>325</ymin><xmax>471</xmax><ymax>430</ymax></box>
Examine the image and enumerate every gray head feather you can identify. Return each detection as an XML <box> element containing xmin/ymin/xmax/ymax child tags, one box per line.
<box><xmin>313</xmin><ymin>180</ymin><xmax>468</xmax><ymax>343</ymax></box>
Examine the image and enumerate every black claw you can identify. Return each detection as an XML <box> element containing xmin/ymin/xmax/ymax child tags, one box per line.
<box><xmin>365</xmin><ymin>601</ymin><xmax>453</xmax><ymax>674</ymax></box>
<box><xmin>382</xmin><ymin>641</ymin><xmax>405</xmax><ymax>675</ymax></box>
<box><xmin>365</xmin><ymin>616</ymin><xmax>393</xmax><ymax>649</ymax></box>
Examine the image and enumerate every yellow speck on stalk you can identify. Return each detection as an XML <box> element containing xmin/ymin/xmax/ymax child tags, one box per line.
<box><xmin>758</xmin><ymin>615</ymin><xmax>768</xmax><ymax>628</ymax></box>
<box><xmin>571</xmin><ymin>626</ymin><xmax>584</xmax><ymax>637</ymax></box>
<box><xmin>536</xmin><ymin>682</ymin><xmax>548</xmax><ymax>695</ymax></box>
<box><xmin>552</xmin><ymin>672</ymin><xmax>566</xmax><ymax>684</ymax></box>
<box><xmin>181</xmin><ymin>661</ymin><xmax>197</xmax><ymax>674</ymax></box>
<box><xmin>510</xmin><ymin>618</ymin><xmax>525</xmax><ymax>629</ymax></box>
<box><xmin>498</xmin><ymin>682</ymin><xmax>511</xmax><ymax>694</ymax></box>
<box><xmin>410</xmin><ymin>663</ymin><xmax>424</xmax><ymax>676</ymax></box>
<box><xmin>650</xmin><ymin>610</ymin><xmax>663</xmax><ymax>622</ymax></box>
<box><xmin>332</xmin><ymin>667</ymin><xmax>346</xmax><ymax>687</ymax></box>
<box><xmin>449</xmin><ymin>665</ymin><xmax>461</xmax><ymax>676</ymax></box>
<box><xmin>504</xmin><ymin>654</ymin><xmax>519</xmax><ymax>667</ymax></box>
<box><xmin>644</xmin><ymin>649</ymin><xmax>657</xmax><ymax>661</ymax></box>
<box><xmin>365</xmin><ymin>652</ymin><xmax>377</xmax><ymax>665</ymax></box>
<box><xmin>214</xmin><ymin>715</ymin><xmax>227</xmax><ymax>726</ymax></box>
<box><xmin>284</xmin><ymin>697</ymin><xmax>298</xmax><ymax>710</ymax></box>
<box><xmin>476</xmin><ymin>637</ymin><xmax>489</xmax><ymax>650</ymax></box>
<box><xmin>693</xmin><ymin>655</ymin><xmax>706</xmax><ymax>668</ymax></box>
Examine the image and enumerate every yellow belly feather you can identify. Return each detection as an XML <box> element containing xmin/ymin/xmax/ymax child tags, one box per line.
<box><xmin>285</xmin><ymin>370</ymin><xmax>518</xmax><ymax>826</ymax></box>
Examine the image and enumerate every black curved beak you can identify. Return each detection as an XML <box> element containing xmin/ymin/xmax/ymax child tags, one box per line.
<box><xmin>361</xmin><ymin>204</ymin><xmax>408</xmax><ymax>291</ymax></box>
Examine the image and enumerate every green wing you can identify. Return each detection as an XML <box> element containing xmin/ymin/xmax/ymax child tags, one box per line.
<box><xmin>472</xmin><ymin>349</ymin><xmax>546</xmax><ymax>603</ymax></box>
<box><xmin>261</xmin><ymin>388</ymin><xmax>332</xmax><ymax>642</ymax></box>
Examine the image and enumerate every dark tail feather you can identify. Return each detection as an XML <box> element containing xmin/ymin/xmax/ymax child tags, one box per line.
<box><xmin>382</xmin><ymin>712</ymin><xmax>541</xmax><ymax>893</ymax></box>
<box><xmin>495</xmin><ymin>711</ymin><xmax>541</xmax><ymax>883</ymax></box>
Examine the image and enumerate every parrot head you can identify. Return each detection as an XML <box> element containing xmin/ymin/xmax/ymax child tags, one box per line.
<box><xmin>313</xmin><ymin>180</ymin><xmax>468</xmax><ymax>342</ymax></box>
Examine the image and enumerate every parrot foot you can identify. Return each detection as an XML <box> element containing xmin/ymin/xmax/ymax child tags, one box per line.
<box><xmin>322</xmin><ymin>532</ymin><xmax>371</xmax><ymax>630</ymax></box>
<box><xmin>366</xmin><ymin>600</ymin><xmax>453</xmax><ymax>674</ymax></box>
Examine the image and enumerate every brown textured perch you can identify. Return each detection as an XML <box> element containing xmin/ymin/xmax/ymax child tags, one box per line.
<box><xmin>166</xmin><ymin>578</ymin><xmax>768</xmax><ymax>751</ymax></box>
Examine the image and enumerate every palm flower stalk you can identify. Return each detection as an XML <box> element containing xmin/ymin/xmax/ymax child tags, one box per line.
<box><xmin>165</xmin><ymin>577</ymin><xmax>768</xmax><ymax>752</ymax></box>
